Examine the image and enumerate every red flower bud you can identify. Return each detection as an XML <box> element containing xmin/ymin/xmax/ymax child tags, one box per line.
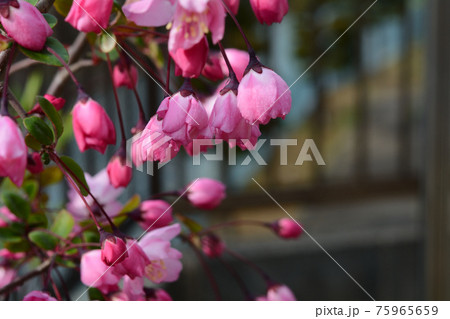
<box><xmin>201</xmin><ymin>234</ymin><xmax>225</xmax><ymax>258</ymax></box>
<box><xmin>273</xmin><ymin>218</ymin><xmax>302</xmax><ymax>239</ymax></box>
<box><xmin>100</xmin><ymin>232</ymin><xmax>129</xmax><ymax>266</ymax></box>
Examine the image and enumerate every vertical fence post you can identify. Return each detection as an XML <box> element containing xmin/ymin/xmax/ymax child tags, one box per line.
<box><xmin>425</xmin><ymin>0</ymin><xmax>450</xmax><ymax>301</ymax></box>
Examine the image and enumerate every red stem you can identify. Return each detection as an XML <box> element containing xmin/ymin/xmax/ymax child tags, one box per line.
<box><xmin>106</xmin><ymin>53</ymin><xmax>126</xmax><ymax>143</ymax></box>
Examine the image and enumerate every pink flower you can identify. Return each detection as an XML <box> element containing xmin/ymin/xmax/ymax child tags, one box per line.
<box><xmin>112</xmin><ymin>240</ymin><xmax>150</xmax><ymax>279</ymax></box>
<box><xmin>132</xmin><ymin>115</ymin><xmax>180</xmax><ymax>165</ymax></box>
<box><xmin>249</xmin><ymin>0</ymin><xmax>289</xmax><ymax>25</ymax></box>
<box><xmin>27</xmin><ymin>152</ymin><xmax>44</xmax><ymax>174</ymax></box>
<box><xmin>273</xmin><ymin>218</ymin><xmax>302</xmax><ymax>239</ymax></box>
<box><xmin>113</xmin><ymin>63</ymin><xmax>138</xmax><ymax>89</ymax></box>
<box><xmin>123</xmin><ymin>0</ymin><xmax>176</xmax><ymax>27</ymax></box>
<box><xmin>147</xmin><ymin>288</ymin><xmax>173</xmax><ymax>301</ymax></box>
<box><xmin>139</xmin><ymin>224</ymin><xmax>183</xmax><ymax>284</ymax></box>
<box><xmin>0</xmin><ymin>115</ymin><xmax>27</xmax><ymax>187</ymax></box>
<box><xmin>266</xmin><ymin>284</ymin><xmax>296</xmax><ymax>301</ymax></box>
<box><xmin>172</xmin><ymin>36</ymin><xmax>209</xmax><ymax>78</ymax></box>
<box><xmin>202</xmin><ymin>52</ymin><xmax>224</xmax><ymax>81</ymax></box>
<box><xmin>67</xmin><ymin>169</ymin><xmax>124</xmax><ymax>221</ymax></box>
<box><xmin>100</xmin><ymin>232</ymin><xmax>129</xmax><ymax>266</ymax></box>
<box><xmin>224</xmin><ymin>0</ymin><xmax>240</xmax><ymax>15</ymax></box>
<box><xmin>201</xmin><ymin>234</ymin><xmax>225</xmax><ymax>258</ymax></box>
<box><xmin>72</xmin><ymin>97</ymin><xmax>116</xmax><ymax>154</ymax></box>
<box><xmin>156</xmin><ymin>87</ymin><xmax>209</xmax><ymax>146</ymax></box>
<box><xmin>168</xmin><ymin>0</ymin><xmax>225</xmax><ymax>54</ymax></box>
<box><xmin>216</xmin><ymin>117</ymin><xmax>261</xmax><ymax>150</ymax></box>
<box><xmin>0</xmin><ymin>266</ymin><xmax>16</xmax><ymax>289</ymax></box>
<box><xmin>0</xmin><ymin>206</ymin><xmax>18</xmax><ymax>228</ymax></box>
<box><xmin>30</xmin><ymin>94</ymin><xmax>65</xmax><ymax>114</ymax></box>
<box><xmin>186</xmin><ymin>178</ymin><xmax>225</xmax><ymax>210</ymax></box>
<box><xmin>220</xmin><ymin>49</ymin><xmax>249</xmax><ymax>81</ymax></box>
<box><xmin>23</xmin><ymin>291</ymin><xmax>57</xmax><ymax>301</ymax></box>
<box><xmin>237</xmin><ymin>66</ymin><xmax>291</xmax><ymax>125</ymax></box>
<box><xmin>0</xmin><ymin>0</ymin><xmax>53</xmax><ymax>51</ymax></box>
<box><xmin>80</xmin><ymin>250</ymin><xmax>121</xmax><ymax>294</ymax></box>
<box><xmin>210</xmin><ymin>90</ymin><xmax>242</xmax><ymax>137</ymax></box>
<box><xmin>107</xmin><ymin>155</ymin><xmax>132</xmax><ymax>188</ymax></box>
<box><xmin>65</xmin><ymin>0</ymin><xmax>113</xmax><ymax>33</ymax></box>
<box><xmin>138</xmin><ymin>200</ymin><xmax>173</xmax><ymax>230</ymax></box>
<box><xmin>0</xmin><ymin>248</ymin><xmax>24</xmax><ymax>260</ymax></box>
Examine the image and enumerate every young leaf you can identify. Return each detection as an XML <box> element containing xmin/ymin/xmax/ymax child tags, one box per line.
<box><xmin>19</xmin><ymin>37</ymin><xmax>69</xmax><ymax>67</ymax></box>
<box><xmin>1</xmin><ymin>193</ymin><xmax>31</xmax><ymax>220</ymax></box>
<box><xmin>23</xmin><ymin>116</ymin><xmax>55</xmax><ymax>145</ymax></box>
<box><xmin>43</xmin><ymin>13</ymin><xmax>58</xmax><ymax>28</ymax></box>
<box><xmin>25</xmin><ymin>134</ymin><xmax>42</xmax><ymax>151</ymax></box>
<box><xmin>54</xmin><ymin>0</ymin><xmax>73</xmax><ymax>17</ymax></box>
<box><xmin>59</xmin><ymin>156</ymin><xmax>90</xmax><ymax>196</ymax></box>
<box><xmin>28</xmin><ymin>230</ymin><xmax>59</xmax><ymax>250</ymax></box>
<box><xmin>23</xmin><ymin>180</ymin><xmax>39</xmax><ymax>200</ymax></box>
<box><xmin>38</xmin><ymin>96</ymin><xmax>64</xmax><ymax>138</ymax></box>
<box><xmin>51</xmin><ymin>210</ymin><xmax>75</xmax><ymax>238</ymax></box>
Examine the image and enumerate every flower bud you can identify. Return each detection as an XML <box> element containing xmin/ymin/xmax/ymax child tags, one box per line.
<box><xmin>249</xmin><ymin>0</ymin><xmax>289</xmax><ymax>25</ymax></box>
<box><xmin>0</xmin><ymin>0</ymin><xmax>53</xmax><ymax>51</ymax></box>
<box><xmin>30</xmin><ymin>94</ymin><xmax>65</xmax><ymax>115</ymax></box>
<box><xmin>185</xmin><ymin>178</ymin><xmax>226</xmax><ymax>210</ymax></box>
<box><xmin>107</xmin><ymin>155</ymin><xmax>132</xmax><ymax>188</ymax></box>
<box><xmin>201</xmin><ymin>234</ymin><xmax>225</xmax><ymax>258</ymax></box>
<box><xmin>0</xmin><ymin>114</ymin><xmax>27</xmax><ymax>187</ymax></box>
<box><xmin>137</xmin><ymin>200</ymin><xmax>173</xmax><ymax>230</ymax></box>
<box><xmin>72</xmin><ymin>97</ymin><xmax>116</xmax><ymax>154</ymax></box>
<box><xmin>65</xmin><ymin>0</ymin><xmax>113</xmax><ymax>34</ymax></box>
<box><xmin>113</xmin><ymin>63</ymin><xmax>138</xmax><ymax>89</ymax></box>
<box><xmin>27</xmin><ymin>152</ymin><xmax>44</xmax><ymax>174</ymax></box>
<box><xmin>100</xmin><ymin>231</ymin><xmax>129</xmax><ymax>266</ymax></box>
<box><xmin>267</xmin><ymin>284</ymin><xmax>296</xmax><ymax>301</ymax></box>
<box><xmin>23</xmin><ymin>291</ymin><xmax>57</xmax><ymax>301</ymax></box>
<box><xmin>273</xmin><ymin>218</ymin><xmax>302</xmax><ymax>239</ymax></box>
<box><xmin>202</xmin><ymin>52</ymin><xmax>225</xmax><ymax>81</ymax></box>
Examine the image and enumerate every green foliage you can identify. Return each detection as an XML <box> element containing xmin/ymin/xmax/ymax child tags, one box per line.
<box><xmin>23</xmin><ymin>116</ymin><xmax>55</xmax><ymax>146</ymax></box>
<box><xmin>28</xmin><ymin>230</ymin><xmax>59</xmax><ymax>250</ymax></box>
<box><xmin>51</xmin><ymin>210</ymin><xmax>75</xmax><ymax>238</ymax></box>
<box><xmin>54</xmin><ymin>0</ymin><xmax>73</xmax><ymax>17</ymax></box>
<box><xmin>2</xmin><ymin>192</ymin><xmax>31</xmax><ymax>220</ymax></box>
<box><xmin>59</xmin><ymin>156</ymin><xmax>90</xmax><ymax>196</ymax></box>
<box><xmin>19</xmin><ymin>37</ymin><xmax>69</xmax><ymax>67</ymax></box>
<box><xmin>43</xmin><ymin>13</ymin><xmax>58</xmax><ymax>28</ymax></box>
<box><xmin>38</xmin><ymin>96</ymin><xmax>64</xmax><ymax>138</ymax></box>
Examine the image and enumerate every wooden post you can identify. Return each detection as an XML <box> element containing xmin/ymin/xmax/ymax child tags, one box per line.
<box><xmin>425</xmin><ymin>0</ymin><xmax>450</xmax><ymax>301</ymax></box>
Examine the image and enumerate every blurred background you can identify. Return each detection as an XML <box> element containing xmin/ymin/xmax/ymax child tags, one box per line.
<box><xmin>9</xmin><ymin>0</ymin><xmax>450</xmax><ymax>300</ymax></box>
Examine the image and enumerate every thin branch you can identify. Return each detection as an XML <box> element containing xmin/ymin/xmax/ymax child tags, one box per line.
<box><xmin>0</xmin><ymin>258</ymin><xmax>53</xmax><ymax>295</ymax></box>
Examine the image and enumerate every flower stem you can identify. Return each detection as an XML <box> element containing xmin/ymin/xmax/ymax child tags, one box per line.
<box><xmin>166</xmin><ymin>54</ymin><xmax>171</xmax><ymax>95</ymax></box>
<box><xmin>224</xmin><ymin>248</ymin><xmax>274</xmax><ymax>287</ymax></box>
<box><xmin>181</xmin><ymin>234</ymin><xmax>222</xmax><ymax>300</ymax></box>
<box><xmin>220</xmin><ymin>0</ymin><xmax>255</xmax><ymax>55</ymax></box>
<box><xmin>218</xmin><ymin>41</ymin><xmax>238</xmax><ymax>81</ymax></box>
<box><xmin>106</xmin><ymin>52</ymin><xmax>126</xmax><ymax>143</ymax></box>
<box><xmin>49</xmin><ymin>153</ymin><xmax>102</xmax><ymax>231</ymax></box>
<box><xmin>0</xmin><ymin>43</ymin><xmax>16</xmax><ymax>116</ymax></box>
<box><xmin>46</xmin><ymin>46</ymin><xmax>82</xmax><ymax>91</ymax></box>
<box><xmin>217</xmin><ymin>257</ymin><xmax>254</xmax><ymax>300</ymax></box>
<box><xmin>199</xmin><ymin>220</ymin><xmax>269</xmax><ymax>235</ymax></box>
<box><xmin>52</xmin><ymin>153</ymin><xmax>118</xmax><ymax>232</ymax></box>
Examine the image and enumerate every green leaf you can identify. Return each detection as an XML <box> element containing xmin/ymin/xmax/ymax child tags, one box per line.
<box><xmin>55</xmin><ymin>256</ymin><xmax>77</xmax><ymax>268</ymax></box>
<box><xmin>25</xmin><ymin>134</ymin><xmax>42</xmax><ymax>151</ymax></box>
<box><xmin>59</xmin><ymin>156</ymin><xmax>90</xmax><ymax>196</ymax></box>
<box><xmin>38</xmin><ymin>96</ymin><xmax>64</xmax><ymax>138</ymax></box>
<box><xmin>23</xmin><ymin>180</ymin><xmax>39</xmax><ymax>200</ymax></box>
<box><xmin>43</xmin><ymin>13</ymin><xmax>58</xmax><ymax>28</ymax></box>
<box><xmin>54</xmin><ymin>0</ymin><xmax>73</xmax><ymax>17</ymax></box>
<box><xmin>51</xmin><ymin>210</ymin><xmax>74</xmax><ymax>238</ymax></box>
<box><xmin>29</xmin><ymin>230</ymin><xmax>59</xmax><ymax>250</ymax></box>
<box><xmin>120</xmin><ymin>195</ymin><xmax>140</xmax><ymax>214</ymax></box>
<box><xmin>2</xmin><ymin>193</ymin><xmax>31</xmax><ymax>220</ymax></box>
<box><xmin>82</xmin><ymin>230</ymin><xmax>99</xmax><ymax>244</ymax></box>
<box><xmin>5</xmin><ymin>239</ymin><xmax>30</xmax><ymax>252</ymax></box>
<box><xmin>19</xmin><ymin>37</ymin><xmax>69</xmax><ymax>67</ymax></box>
<box><xmin>88</xmin><ymin>288</ymin><xmax>105</xmax><ymax>301</ymax></box>
<box><xmin>179</xmin><ymin>216</ymin><xmax>203</xmax><ymax>233</ymax></box>
<box><xmin>27</xmin><ymin>213</ymin><xmax>48</xmax><ymax>228</ymax></box>
<box><xmin>23</xmin><ymin>116</ymin><xmax>54</xmax><ymax>145</ymax></box>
